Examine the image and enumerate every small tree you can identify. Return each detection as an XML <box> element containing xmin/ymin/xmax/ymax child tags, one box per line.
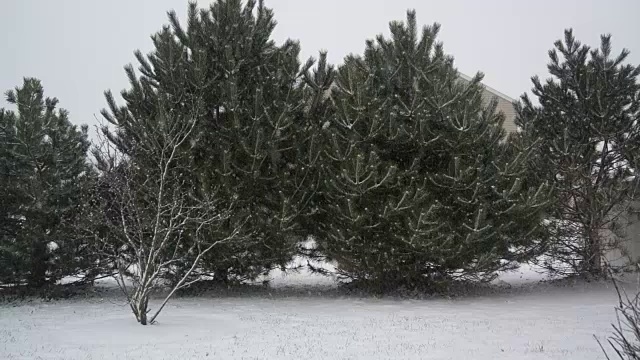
<box><xmin>90</xmin><ymin>96</ymin><xmax>242</xmax><ymax>325</ymax></box>
<box><xmin>515</xmin><ymin>30</ymin><xmax>640</xmax><ymax>276</ymax></box>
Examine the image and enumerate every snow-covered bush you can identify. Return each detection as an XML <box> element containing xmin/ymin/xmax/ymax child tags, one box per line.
<box><xmin>599</xmin><ymin>276</ymin><xmax>640</xmax><ymax>359</ymax></box>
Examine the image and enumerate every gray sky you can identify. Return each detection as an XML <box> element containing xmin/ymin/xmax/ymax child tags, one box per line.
<box><xmin>1</xmin><ymin>0</ymin><xmax>639</xmax><ymax>135</ymax></box>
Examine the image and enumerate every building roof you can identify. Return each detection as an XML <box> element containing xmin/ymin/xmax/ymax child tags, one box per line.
<box><xmin>458</xmin><ymin>73</ymin><xmax>516</xmax><ymax>103</ymax></box>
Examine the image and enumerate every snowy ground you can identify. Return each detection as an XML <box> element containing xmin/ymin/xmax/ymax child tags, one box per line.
<box><xmin>0</xmin><ymin>263</ymin><xmax>634</xmax><ymax>360</ymax></box>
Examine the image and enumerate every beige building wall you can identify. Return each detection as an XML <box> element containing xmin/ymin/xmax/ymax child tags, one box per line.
<box><xmin>480</xmin><ymin>89</ymin><xmax>517</xmax><ymax>133</ymax></box>
<box><xmin>459</xmin><ymin>73</ymin><xmax>518</xmax><ymax>133</ymax></box>
<box><xmin>603</xmin><ymin>202</ymin><xmax>640</xmax><ymax>269</ymax></box>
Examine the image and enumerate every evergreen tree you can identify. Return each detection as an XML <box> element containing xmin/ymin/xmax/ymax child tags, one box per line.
<box><xmin>316</xmin><ymin>11</ymin><xmax>550</xmax><ymax>288</ymax></box>
<box><xmin>0</xmin><ymin>78</ymin><xmax>92</xmax><ymax>288</ymax></box>
<box><xmin>515</xmin><ymin>30</ymin><xmax>640</xmax><ymax>276</ymax></box>
<box><xmin>101</xmin><ymin>0</ymin><xmax>328</xmax><ymax>283</ymax></box>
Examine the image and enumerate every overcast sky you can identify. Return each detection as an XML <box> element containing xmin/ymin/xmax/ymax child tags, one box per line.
<box><xmin>1</xmin><ymin>0</ymin><xmax>639</xmax><ymax>135</ymax></box>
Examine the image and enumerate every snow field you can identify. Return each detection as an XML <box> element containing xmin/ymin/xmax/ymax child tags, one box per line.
<box><xmin>0</xmin><ymin>263</ymin><xmax>632</xmax><ymax>360</ymax></box>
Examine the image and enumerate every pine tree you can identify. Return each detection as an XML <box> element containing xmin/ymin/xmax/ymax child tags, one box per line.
<box><xmin>316</xmin><ymin>11</ymin><xmax>550</xmax><ymax>289</ymax></box>
<box><xmin>101</xmin><ymin>0</ymin><xmax>328</xmax><ymax>284</ymax></box>
<box><xmin>515</xmin><ymin>30</ymin><xmax>640</xmax><ymax>276</ymax></box>
<box><xmin>0</xmin><ymin>105</ymin><xmax>26</xmax><ymax>285</ymax></box>
<box><xmin>0</xmin><ymin>78</ymin><xmax>92</xmax><ymax>288</ymax></box>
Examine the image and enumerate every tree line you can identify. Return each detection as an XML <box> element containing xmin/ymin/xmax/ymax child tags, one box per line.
<box><xmin>1</xmin><ymin>0</ymin><xmax>639</xmax><ymax>325</ymax></box>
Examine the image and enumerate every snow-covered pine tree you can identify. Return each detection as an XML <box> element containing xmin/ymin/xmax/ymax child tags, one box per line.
<box><xmin>101</xmin><ymin>0</ymin><xmax>329</xmax><ymax>284</ymax></box>
<box><xmin>317</xmin><ymin>11</ymin><xmax>550</xmax><ymax>289</ymax></box>
<box><xmin>0</xmin><ymin>78</ymin><xmax>92</xmax><ymax>288</ymax></box>
<box><xmin>515</xmin><ymin>30</ymin><xmax>640</xmax><ymax>276</ymax></box>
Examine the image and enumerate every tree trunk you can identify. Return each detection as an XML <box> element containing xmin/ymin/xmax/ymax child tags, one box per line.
<box><xmin>133</xmin><ymin>291</ymin><xmax>149</xmax><ymax>325</ymax></box>
<box><xmin>213</xmin><ymin>268</ymin><xmax>229</xmax><ymax>284</ymax></box>
<box><xmin>586</xmin><ymin>229</ymin><xmax>603</xmax><ymax>276</ymax></box>
<box><xmin>28</xmin><ymin>240</ymin><xmax>48</xmax><ymax>288</ymax></box>
<box><xmin>138</xmin><ymin>307</ymin><xmax>148</xmax><ymax>326</ymax></box>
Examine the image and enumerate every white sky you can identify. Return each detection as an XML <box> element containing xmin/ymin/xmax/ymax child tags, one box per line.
<box><xmin>1</xmin><ymin>0</ymin><xmax>639</xmax><ymax>133</ymax></box>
